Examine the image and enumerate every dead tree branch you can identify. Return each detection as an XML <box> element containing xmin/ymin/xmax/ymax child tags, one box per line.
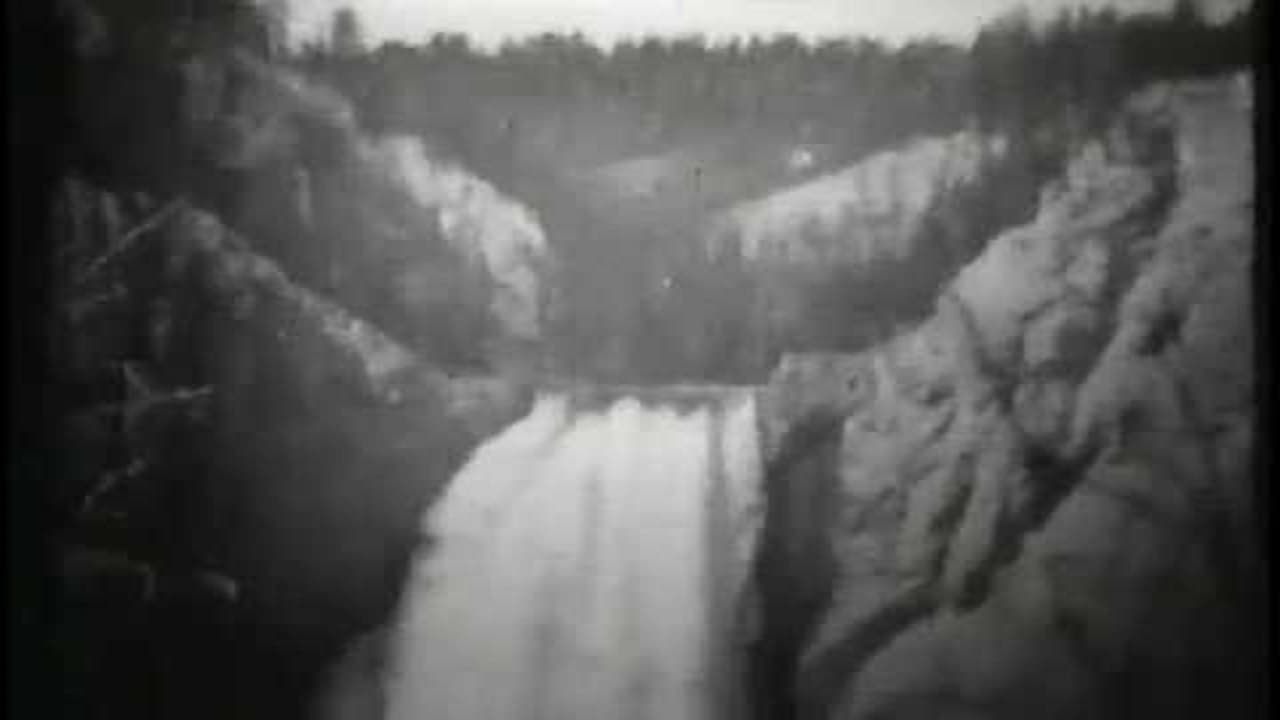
<box><xmin>75</xmin><ymin>198</ymin><xmax>185</xmax><ymax>286</ymax></box>
<box><xmin>79</xmin><ymin>458</ymin><xmax>150</xmax><ymax>517</ymax></box>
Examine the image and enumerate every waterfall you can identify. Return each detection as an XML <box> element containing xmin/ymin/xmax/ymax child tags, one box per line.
<box><xmin>383</xmin><ymin>390</ymin><xmax>764</xmax><ymax>720</ymax></box>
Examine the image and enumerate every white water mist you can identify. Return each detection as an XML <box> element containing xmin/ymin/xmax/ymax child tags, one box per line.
<box><xmin>383</xmin><ymin>390</ymin><xmax>763</xmax><ymax>720</ymax></box>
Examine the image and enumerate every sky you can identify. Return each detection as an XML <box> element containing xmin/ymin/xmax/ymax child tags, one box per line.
<box><xmin>285</xmin><ymin>0</ymin><xmax>1252</xmax><ymax>51</ymax></box>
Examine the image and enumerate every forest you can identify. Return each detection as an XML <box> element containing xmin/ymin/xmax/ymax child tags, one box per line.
<box><xmin>40</xmin><ymin>0</ymin><xmax>1256</xmax><ymax>385</ymax></box>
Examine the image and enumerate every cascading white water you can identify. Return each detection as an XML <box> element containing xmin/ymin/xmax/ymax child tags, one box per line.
<box><xmin>383</xmin><ymin>390</ymin><xmax>764</xmax><ymax>720</ymax></box>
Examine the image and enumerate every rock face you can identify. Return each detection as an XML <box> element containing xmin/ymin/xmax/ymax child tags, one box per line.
<box><xmin>309</xmin><ymin>75</ymin><xmax>1258</xmax><ymax>720</ymax></box>
<box><xmin>761</xmin><ymin>73</ymin><xmax>1258</xmax><ymax>720</ymax></box>
<box><xmin>49</xmin><ymin>175</ymin><xmax>537</xmax><ymax>720</ymax></box>
<box><xmin>364</xmin><ymin>135</ymin><xmax>551</xmax><ymax>342</ymax></box>
<box><xmin>52</xmin><ymin>177</ymin><xmax>422</xmax><ymax>406</ymax></box>
<box><xmin>47</xmin><ymin>9</ymin><xmax>548</xmax><ymax>712</ymax></box>
<box><xmin>172</xmin><ymin>47</ymin><xmax>552</xmax><ymax>368</ymax></box>
<box><xmin>706</xmin><ymin>133</ymin><xmax>1002</xmax><ymax>268</ymax></box>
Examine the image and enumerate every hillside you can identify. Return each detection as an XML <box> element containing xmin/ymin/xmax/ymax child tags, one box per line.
<box><xmin>764</xmin><ymin>70</ymin><xmax>1257</xmax><ymax>720</ymax></box>
<box><xmin>706</xmin><ymin>132</ymin><xmax>1005</xmax><ymax>267</ymax></box>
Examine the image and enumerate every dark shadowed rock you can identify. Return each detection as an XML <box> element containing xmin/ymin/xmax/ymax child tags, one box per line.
<box><xmin>49</xmin><ymin>176</ymin><xmax>536</xmax><ymax>684</ymax></box>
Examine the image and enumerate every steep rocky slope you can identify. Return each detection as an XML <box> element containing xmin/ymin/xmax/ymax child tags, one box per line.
<box><xmin>366</xmin><ymin>134</ymin><xmax>550</xmax><ymax>343</ymax></box>
<box><xmin>706</xmin><ymin>133</ymin><xmax>1004</xmax><ymax>267</ymax></box>
<box><xmin>49</xmin><ymin>175</ymin><xmax>535</xmax><ymax>720</ymax></box>
<box><xmin>58</xmin><ymin>0</ymin><xmax>554</xmax><ymax>372</ymax></box>
<box><xmin>758</xmin><ymin>71</ymin><xmax>1258</xmax><ymax>720</ymax></box>
<box><xmin>222</xmin><ymin>51</ymin><xmax>554</xmax><ymax>357</ymax></box>
<box><xmin>45</xmin><ymin>10</ymin><xmax>558</xmax><ymax>714</ymax></box>
<box><xmin>305</xmin><ymin>70</ymin><xmax>1258</xmax><ymax>720</ymax></box>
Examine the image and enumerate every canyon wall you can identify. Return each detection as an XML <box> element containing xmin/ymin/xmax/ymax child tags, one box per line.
<box><xmin>764</xmin><ymin>72</ymin><xmax>1259</xmax><ymax>720</ymax></box>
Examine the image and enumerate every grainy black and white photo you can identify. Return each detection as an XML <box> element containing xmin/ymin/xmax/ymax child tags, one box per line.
<box><xmin>11</xmin><ymin>1</ymin><xmax>1265</xmax><ymax>719</ymax></box>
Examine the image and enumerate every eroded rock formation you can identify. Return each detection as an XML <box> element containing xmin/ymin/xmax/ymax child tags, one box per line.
<box><xmin>760</xmin><ymin>73</ymin><xmax>1258</xmax><ymax>720</ymax></box>
<box><xmin>310</xmin><ymin>74</ymin><xmax>1259</xmax><ymax>720</ymax></box>
<box><xmin>707</xmin><ymin>133</ymin><xmax>1003</xmax><ymax>268</ymax></box>
<box><xmin>49</xmin><ymin>175</ymin><xmax>536</xmax><ymax>719</ymax></box>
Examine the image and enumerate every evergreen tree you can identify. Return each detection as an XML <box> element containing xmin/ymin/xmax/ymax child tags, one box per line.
<box><xmin>330</xmin><ymin>6</ymin><xmax>364</xmax><ymax>58</ymax></box>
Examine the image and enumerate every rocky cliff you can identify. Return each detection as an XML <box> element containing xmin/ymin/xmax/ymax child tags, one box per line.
<box><xmin>49</xmin><ymin>173</ymin><xmax>535</xmax><ymax>720</ymax></box>
<box><xmin>757</xmin><ymin>71</ymin><xmax>1259</xmax><ymax>720</ymax></box>
<box><xmin>58</xmin><ymin>0</ymin><xmax>553</xmax><ymax>372</ymax></box>
<box><xmin>44</xmin><ymin>10</ymin><xmax>560</xmax><ymax>715</ymax></box>
<box><xmin>364</xmin><ymin>134</ymin><xmax>550</xmax><ymax>343</ymax></box>
<box><xmin>706</xmin><ymin>132</ymin><xmax>1004</xmax><ymax>268</ymax></box>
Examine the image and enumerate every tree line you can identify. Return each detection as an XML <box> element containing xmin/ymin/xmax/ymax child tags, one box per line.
<box><xmin>49</xmin><ymin>0</ymin><xmax>1255</xmax><ymax>383</ymax></box>
<box><xmin>302</xmin><ymin>1</ymin><xmax>1252</xmax><ymax>173</ymax></box>
<box><xmin>292</xmin><ymin>1</ymin><xmax>1252</xmax><ymax>381</ymax></box>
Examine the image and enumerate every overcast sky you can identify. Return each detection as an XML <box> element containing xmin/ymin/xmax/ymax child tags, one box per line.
<box><xmin>285</xmin><ymin>0</ymin><xmax>1251</xmax><ymax>51</ymax></box>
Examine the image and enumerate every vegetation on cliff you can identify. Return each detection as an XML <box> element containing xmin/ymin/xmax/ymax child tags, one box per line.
<box><xmin>301</xmin><ymin>0</ymin><xmax>1252</xmax><ymax>382</ymax></box>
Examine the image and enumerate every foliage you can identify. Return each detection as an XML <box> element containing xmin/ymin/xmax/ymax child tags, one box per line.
<box><xmin>55</xmin><ymin>0</ymin><xmax>1256</xmax><ymax>386</ymax></box>
<box><xmin>287</xmin><ymin>2</ymin><xmax>1252</xmax><ymax>382</ymax></box>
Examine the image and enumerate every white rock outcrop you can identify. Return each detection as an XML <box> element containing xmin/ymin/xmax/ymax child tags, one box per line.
<box><xmin>364</xmin><ymin>135</ymin><xmax>550</xmax><ymax>342</ymax></box>
<box><xmin>706</xmin><ymin>133</ymin><xmax>1003</xmax><ymax>267</ymax></box>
